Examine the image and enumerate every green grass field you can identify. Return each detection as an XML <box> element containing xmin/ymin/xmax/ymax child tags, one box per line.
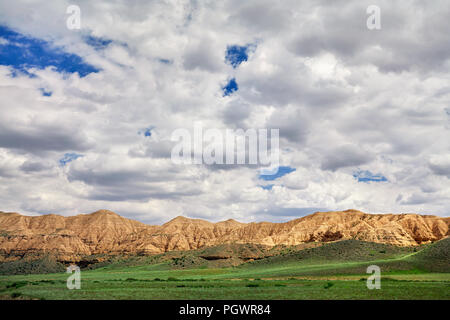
<box><xmin>0</xmin><ymin>239</ymin><xmax>448</xmax><ymax>300</ymax></box>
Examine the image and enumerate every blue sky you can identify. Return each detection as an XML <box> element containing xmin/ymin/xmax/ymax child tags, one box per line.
<box><xmin>84</xmin><ymin>35</ymin><xmax>112</xmax><ymax>50</ymax></box>
<box><xmin>222</xmin><ymin>44</ymin><xmax>254</xmax><ymax>96</ymax></box>
<box><xmin>222</xmin><ymin>78</ymin><xmax>238</xmax><ymax>96</ymax></box>
<box><xmin>0</xmin><ymin>25</ymin><xmax>98</xmax><ymax>77</ymax></box>
<box><xmin>59</xmin><ymin>153</ymin><xmax>83</xmax><ymax>166</ymax></box>
<box><xmin>139</xmin><ymin>126</ymin><xmax>155</xmax><ymax>137</ymax></box>
<box><xmin>259</xmin><ymin>166</ymin><xmax>296</xmax><ymax>181</ymax></box>
<box><xmin>353</xmin><ymin>170</ymin><xmax>388</xmax><ymax>183</ymax></box>
<box><xmin>225</xmin><ymin>44</ymin><xmax>253</xmax><ymax>68</ymax></box>
<box><xmin>39</xmin><ymin>88</ymin><xmax>52</xmax><ymax>96</ymax></box>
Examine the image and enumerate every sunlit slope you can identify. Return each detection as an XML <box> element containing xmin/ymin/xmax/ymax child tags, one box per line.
<box><xmin>229</xmin><ymin>238</ymin><xmax>450</xmax><ymax>278</ymax></box>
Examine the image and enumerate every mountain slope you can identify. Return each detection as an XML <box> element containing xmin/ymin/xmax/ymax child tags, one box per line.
<box><xmin>0</xmin><ymin>209</ymin><xmax>448</xmax><ymax>262</ymax></box>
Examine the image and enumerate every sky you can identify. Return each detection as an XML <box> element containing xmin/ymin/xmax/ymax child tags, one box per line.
<box><xmin>0</xmin><ymin>0</ymin><xmax>449</xmax><ymax>224</ymax></box>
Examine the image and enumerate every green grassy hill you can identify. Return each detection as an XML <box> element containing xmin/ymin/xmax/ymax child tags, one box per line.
<box><xmin>233</xmin><ymin>238</ymin><xmax>449</xmax><ymax>278</ymax></box>
<box><xmin>1</xmin><ymin>238</ymin><xmax>448</xmax><ymax>276</ymax></box>
<box><xmin>0</xmin><ymin>256</ymin><xmax>65</xmax><ymax>275</ymax></box>
<box><xmin>246</xmin><ymin>240</ymin><xmax>414</xmax><ymax>264</ymax></box>
<box><xmin>401</xmin><ymin>237</ymin><xmax>450</xmax><ymax>272</ymax></box>
<box><xmin>0</xmin><ymin>238</ymin><xmax>448</xmax><ymax>300</ymax></box>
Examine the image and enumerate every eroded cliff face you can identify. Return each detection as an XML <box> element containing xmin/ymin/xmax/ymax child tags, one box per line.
<box><xmin>0</xmin><ymin>209</ymin><xmax>448</xmax><ymax>262</ymax></box>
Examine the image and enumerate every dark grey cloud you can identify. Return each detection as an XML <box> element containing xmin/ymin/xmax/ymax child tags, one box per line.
<box><xmin>268</xmin><ymin>207</ymin><xmax>328</xmax><ymax>217</ymax></box>
<box><xmin>67</xmin><ymin>164</ymin><xmax>203</xmax><ymax>201</ymax></box>
<box><xmin>239</xmin><ymin>68</ymin><xmax>351</xmax><ymax>108</ymax></box>
<box><xmin>19</xmin><ymin>160</ymin><xmax>52</xmax><ymax>173</ymax></box>
<box><xmin>266</xmin><ymin>108</ymin><xmax>310</xmax><ymax>144</ymax></box>
<box><xmin>67</xmin><ymin>168</ymin><xmax>155</xmax><ymax>186</ymax></box>
<box><xmin>222</xmin><ymin>100</ymin><xmax>252</xmax><ymax>128</ymax></box>
<box><xmin>255</xmin><ymin>207</ymin><xmax>329</xmax><ymax>222</ymax></box>
<box><xmin>399</xmin><ymin>192</ymin><xmax>434</xmax><ymax>205</ymax></box>
<box><xmin>0</xmin><ymin>167</ymin><xmax>14</xmax><ymax>178</ymax></box>
<box><xmin>321</xmin><ymin>144</ymin><xmax>373</xmax><ymax>171</ymax></box>
<box><xmin>0</xmin><ymin>124</ymin><xmax>91</xmax><ymax>155</ymax></box>
<box><xmin>336</xmin><ymin>103</ymin><xmax>440</xmax><ymax>157</ymax></box>
<box><xmin>227</xmin><ymin>0</ymin><xmax>290</xmax><ymax>34</ymax></box>
<box><xmin>86</xmin><ymin>187</ymin><xmax>201</xmax><ymax>202</ymax></box>
<box><xmin>128</xmin><ymin>140</ymin><xmax>175</xmax><ymax>159</ymax></box>
<box><xmin>183</xmin><ymin>40</ymin><xmax>223</xmax><ymax>72</ymax></box>
<box><xmin>429</xmin><ymin>160</ymin><xmax>450</xmax><ymax>178</ymax></box>
<box><xmin>289</xmin><ymin>1</ymin><xmax>450</xmax><ymax>73</ymax></box>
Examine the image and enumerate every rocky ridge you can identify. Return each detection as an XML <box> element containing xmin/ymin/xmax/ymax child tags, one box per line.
<box><xmin>0</xmin><ymin>209</ymin><xmax>448</xmax><ymax>262</ymax></box>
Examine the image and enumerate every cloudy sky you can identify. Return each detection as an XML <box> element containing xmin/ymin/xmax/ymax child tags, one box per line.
<box><xmin>0</xmin><ymin>0</ymin><xmax>449</xmax><ymax>224</ymax></box>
